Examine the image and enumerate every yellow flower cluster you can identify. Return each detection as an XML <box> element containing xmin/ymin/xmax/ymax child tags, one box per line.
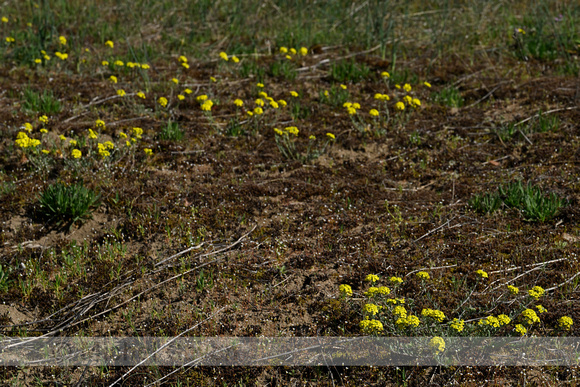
<box><xmin>15</xmin><ymin>132</ymin><xmax>40</xmax><ymax>148</ymax></box>
<box><xmin>365</xmin><ymin>274</ymin><xmax>379</xmax><ymax>283</ymax></box>
<box><xmin>449</xmin><ymin>318</ymin><xmax>465</xmax><ymax>332</ymax></box>
<box><xmin>528</xmin><ymin>286</ymin><xmax>545</xmax><ymax>300</ymax></box>
<box><xmin>389</xmin><ymin>276</ymin><xmax>403</xmax><ymax>284</ymax></box>
<box><xmin>97</xmin><ymin>141</ymin><xmax>114</xmax><ymax>157</ymax></box>
<box><xmin>515</xmin><ymin>324</ymin><xmax>527</xmax><ymax>336</ymax></box>
<box><xmin>429</xmin><ymin>337</ymin><xmax>445</xmax><ymax>354</ymax></box>
<box><xmin>521</xmin><ymin>309</ymin><xmax>540</xmax><ymax>325</ymax></box>
<box><xmin>71</xmin><ymin>149</ymin><xmax>82</xmax><ymax>159</ymax></box>
<box><xmin>497</xmin><ymin>314</ymin><xmax>511</xmax><ymax>325</ymax></box>
<box><xmin>359</xmin><ymin>319</ymin><xmax>383</xmax><ymax>334</ymax></box>
<box><xmin>374</xmin><ymin>93</ymin><xmax>390</xmax><ymax>101</ymax></box>
<box><xmin>158</xmin><ymin>97</ymin><xmax>168</xmax><ymax>107</ymax></box>
<box><xmin>536</xmin><ymin>305</ymin><xmax>547</xmax><ymax>314</ymax></box>
<box><xmin>364</xmin><ymin>286</ymin><xmax>390</xmax><ymax>297</ymax></box>
<box><xmin>369</xmin><ymin>109</ymin><xmax>379</xmax><ymax>117</ymax></box>
<box><xmin>343</xmin><ymin>102</ymin><xmax>360</xmax><ymax>115</ymax></box>
<box><xmin>393</xmin><ymin>306</ymin><xmax>407</xmax><ymax>318</ymax></box>
<box><xmin>478</xmin><ymin>316</ymin><xmax>500</xmax><ymax>328</ymax></box>
<box><xmin>476</xmin><ymin>269</ymin><xmax>488</xmax><ymax>279</ymax></box>
<box><xmin>339</xmin><ymin>284</ymin><xmax>352</xmax><ymax>297</ymax></box>
<box><xmin>88</xmin><ymin>128</ymin><xmax>98</xmax><ymax>139</ymax></box>
<box><xmin>416</xmin><ymin>271</ymin><xmax>430</xmax><ymax>280</ymax></box>
<box><xmin>507</xmin><ymin>285</ymin><xmax>519</xmax><ymax>295</ymax></box>
<box><xmin>396</xmin><ymin>314</ymin><xmax>420</xmax><ymax>329</ymax></box>
<box><xmin>201</xmin><ymin>100</ymin><xmax>213</xmax><ymax>111</ymax></box>
<box><xmin>558</xmin><ymin>316</ymin><xmax>573</xmax><ymax>330</ymax></box>
<box><xmin>55</xmin><ymin>52</ymin><xmax>68</xmax><ymax>60</ymax></box>
<box><xmin>363</xmin><ymin>303</ymin><xmax>380</xmax><ymax>316</ymax></box>
<box><xmin>385</xmin><ymin>298</ymin><xmax>405</xmax><ymax>305</ymax></box>
<box><xmin>421</xmin><ymin>308</ymin><xmax>446</xmax><ymax>322</ymax></box>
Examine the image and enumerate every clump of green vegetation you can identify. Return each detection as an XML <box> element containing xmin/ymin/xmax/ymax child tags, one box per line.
<box><xmin>432</xmin><ymin>86</ymin><xmax>463</xmax><ymax>108</ymax></box>
<box><xmin>330</xmin><ymin>60</ymin><xmax>370</xmax><ymax>83</ymax></box>
<box><xmin>470</xmin><ymin>181</ymin><xmax>567</xmax><ymax>222</ymax></box>
<box><xmin>21</xmin><ymin>88</ymin><xmax>62</xmax><ymax>114</ymax></box>
<box><xmin>38</xmin><ymin>182</ymin><xmax>101</xmax><ymax>227</ymax></box>
<box><xmin>159</xmin><ymin>120</ymin><xmax>184</xmax><ymax>141</ymax></box>
<box><xmin>269</xmin><ymin>60</ymin><xmax>297</xmax><ymax>80</ymax></box>
<box><xmin>496</xmin><ymin>111</ymin><xmax>560</xmax><ymax>142</ymax></box>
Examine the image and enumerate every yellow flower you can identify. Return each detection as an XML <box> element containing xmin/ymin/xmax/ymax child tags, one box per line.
<box><xmin>389</xmin><ymin>276</ymin><xmax>403</xmax><ymax>284</ymax></box>
<box><xmin>196</xmin><ymin>95</ymin><xmax>208</xmax><ymax>102</ymax></box>
<box><xmin>393</xmin><ymin>306</ymin><xmax>407</xmax><ymax>318</ymax></box>
<box><xmin>377</xmin><ymin>286</ymin><xmax>390</xmax><ymax>295</ymax></box>
<box><xmin>114</xmin><ymin>60</ymin><xmax>124</xmax><ymax>66</ymax></box>
<box><xmin>55</xmin><ymin>52</ymin><xmax>68</xmax><ymax>60</ymax></box>
<box><xmin>476</xmin><ymin>269</ymin><xmax>488</xmax><ymax>279</ymax></box>
<box><xmin>536</xmin><ymin>305</ymin><xmax>547</xmax><ymax>314</ymax></box>
<box><xmin>184</xmin><ymin>89</ymin><xmax>192</xmax><ymax>94</ymax></box>
<box><xmin>119</xmin><ymin>132</ymin><xmax>127</xmax><ymax>139</ymax></box>
<box><xmin>279</xmin><ymin>47</ymin><xmax>288</xmax><ymax>54</ymax></box>
<box><xmin>231</xmin><ymin>56</ymin><xmax>240</xmax><ymax>63</ymax></box>
<box><xmin>517</xmin><ymin>28</ymin><xmax>525</xmax><ymax>34</ymax></box>
<box><xmin>274</xmin><ymin>128</ymin><xmax>284</xmax><ymax>136</ymax></box>
<box><xmin>233</xmin><ymin>99</ymin><xmax>244</xmax><ymax>107</ymax></box>
<box><xmin>178</xmin><ymin>55</ymin><xmax>188</xmax><ymax>63</ymax></box>
<box><xmin>256</xmin><ymin>83</ymin><xmax>264</xmax><ymax>88</ymax></box>
<box><xmin>22</xmin><ymin>122</ymin><xmax>33</xmax><ymax>133</ymax></box>
<box><xmin>116</xmin><ymin>89</ymin><xmax>126</xmax><ymax>97</ymax></box>
<box><xmin>171</xmin><ymin>78</ymin><xmax>179</xmax><ymax>84</ymax></box>
<box><xmin>71</xmin><ymin>149</ymin><xmax>82</xmax><ymax>159</ymax></box>
<box><xmin>403</xmin><ymin>83</ymin><xmax>412</xmax><ymax>92</ymax></box>
<box><xmin>416</xmin><ymin>271</ymin><xmax>430</xmax><ymax>280</ymax></box>
<box><xmin>41</xmin><ymin>149</ymin><xmax>50</xmax><ymax>154</ymax></box>
<box><xmin>339</xmin><ymin>284</ymin><xmax>352</xmax><ymax>297</ymax></box>
<box><xmin>58</xmin><ymin>36</ymin><xmax>67</xmax><ymax>45</ymax></box>
<box><xmin>429</xmin><ymin>337</ymin><xmax>445</xmax><ymax>354</ymax></box>
<box><xmin>201</xmin><ymin>100</ymin><xmax>213</xmax><ymax>111</ymax></box>
<box><xmin>369</xmin><ymin>109</ymin><xmax>379</xmax><ymax>117</ymax></box>
<box><xmin>411</xmin><ymin>98</ymin><xmax>421</xmax><ymax>107</ymax></box>
<box><xmin>43</xmin><ymin>55</ymin><xmax>51</xmax><ymax>61</ymax></box>
<box><xmin>103</xmin><ymin>141</ymin><xmax>114</xmax><ymax>149</ymax></box>
<box><xmin>347</xmin><ymin>107</ymin><xmax>357</xmax><ymax>115</ymax></box>
<box><xmin>258</xmin><ymin>91</ymin><xmax>268</xmax><ymax>98</ymax></box>
<box><xmin>497</xmin><ymin>314</ymin><xmax>511</xmax><ymax>325</ymax></box>
<box><xmin>395</xmin><ymin>102</ymin><xmax>405</xmax><ymax>111</ymax></box>
<box><xmin>558</xmin><ymin>316</ymin><xmax>573</xmax><ymax>330</ymax></box>
<box><xmin>285</xmin><ymin>126</ymin><xmax>299</xmax><ymax>136</ymax></box>
<box><xmin>69</xmin><ymin>140</ymin><xmax>77</xmax><ymax>146</ymax></box>
<box><xmin>403</xmin><ymin>95</ymin><xmax>413</xmax><ymax>104</ymax></box>
<box><xmin>289</xmin><ymin>48</ymin><xmax>297</xmax><ymax>55</ymax></box>
<box><xmin>340</xmin><ymin>84</ymin><xmax>347</xmax><ymax>90</ymax></box>
<box><xmin>88</xmin><ymin>129</ymin><xmax>98</xmax><ymax>139</ymax></box>
<box><xmin>40</xmin><ymin>128</ymin><xmax>48</xmax><ymax>133</ymax></box>
<box><xmin>421</xmin><ymin>308</ymin><xmax>446</xmax><ymax>322</ymax></box>
<box><xmin>365</xmin><ymin>274</ymin><xmax>379</xmax><ymax>283</ymax></box>
<box><xmin>255</xmin><ymin>98</ymin><xmax>265</xmax><ymax>107</ymax></box>
<box><xmin>352</xmin><ymin>102</ymin><xmax>361</xmax><ymax>109</ymax></box>
<box><xmin>95</xmin><ymin>120</ymin><xmax>105</xmax><ymax>129</ymax></box>
<box><xmin>144</xmin><ymin>148</ymin><xmax>153</xmax><ymax>156</ymax></box>
<box><xmin>326</xmin><ymin>132</ymin><xmax>335</xmax><ymax>140</ymax></box>
<box><xmin>299</xmin><ymin>47</ymin><xmax>308</xmax><ymax>56</ymax></box>
<box><xmin>219</xmin><ymin>51</ymin><xmax>228</xmax><ymax>61</ymax></box>
<box><xmin>278</xmin><ymin>99</ymin><xmax>287</xmax><ymax>107</ymax></box>
<box><xmin>397</xmin><ymin>315</ymin><xmax>420</xmax><ymax>329</ymax></box>
<box><xmin>132</xmin><ymin>127</ymin><xmax>143</xmax><ymax>138</ymax></box>
<box><xmin>515</xmin><ymin>324</ymin><xmax>527</xmax><ymax>336</ymax></box>
<box><xmin>182</xmin><ymin>62</ymin><xmax>190</xmax><ymax>69</ymax></box>
<box><xmin>285</xmin><ymin>55</ymin><xmax>292</xmax><ymax>60</ymax></box>
<box><xmin>39</xmin><ymin>115</ymin><xmax>48</xmax><ymax>124</ymax></box>
<box><xmin>59</xmin><ymin>134</ymin><xmax>67</xmax><ymax>141</ymax></box>
<box><xmin>521</xmin><ymin>309</ymin><xmax>540</xmax><ymax>325</ymax></box>
<box><xmin>177</xmin><ymin>94</ymin><xmax>185</xmax><ymax>100</ymax></box>
<box><xmin>34</xmin><ymin>58</ymin><xmax>42</xmax><ymax>64</ymax></box>
<box><xmin>363</xmin><ymin>304</ymin><xmax>380</xmax><ymax>316</ymax></box>
<box><xmin>5</xmin><ymin>37</ymin><xmax>15</xmax><ymax>43</ymax></box>
<box><xmin>423</xmin><ymin>81</ymin><xmax>432</xmax><ymax>88</ymax></box>
<box><xmin>364</xmin><ymin>287</ymin><xmax>379</xmax><ymax>297</ymax></box>
<box><xmin>381</xmin><ymin>71</ymin><xmax>390</xmax><ymax>78</ymax></box>
<box><xmin>450</xmin><ymin>318</ymin><xmax>465</xmax><ymax>332</ymax></box>
<box><xmin>137</xmin><ymin>91</ymin><xmax>146</xmax><ymax>99</ymax></box>
<box><xmin>478</xmin><ymin>316</ymin><xmax>500</xmax><ymax>328</ymax></box>
<box><xmin>528</xmin><ymin>286</ymin><xmax>545</xmax><ymax>300</ymax></box>
<box><xmin>359</xmin><ymin>319</ymin><xmax>383</xmax><ymax>334</ymax></box>
<box><xmin>247</xmin><ymin>111</ymin><xmax>254</xmax><ymax>117</ymax></box>
<box><xmin>105</xmin><ymin>40</ymin><xmax>114</xmax><ymax>48</ymax></box>
<box><xmin>141</xmin><ymin>64</ymin><xmax>150</xmax><ymax>69</ymax></box>
<box><xmin>507</xmin><ymin>285</ymin><xmax>519</xmax><ymax>295</ymax></box>
<box><xmin>158</xmin><ymin>97</ymin><xmax>168</xmax><ymax>107</ymax></box>
<box><xmin>109</xmin><ymin>75</ymin><xmax>118</xmax><ymax>84</ymax></box>
<box><xmin>290</xmin><ymin>91</ymin><xmax>299</xmax><ymax>98</ymax></box>
<box><xmin>1</xmin><ymin>17</ymin><xmax>8</xmax><ymax>23</ymax></box>
<box><xmin>102</xmin><ymin>60</ymin><xmax>109</xmax><ymax>66</ymax></box>
<box><xmin>395</xmin><ymin>84</ymin><xmax>401</xmax><ymax>89</ymax></box>
<box><xmin>309</xmin><ymin>135</ymin><xmax>316</xmax><ymax>140</ymax></box>
<box><xmin>269</xmin><ymin>100</ymin><xmax>279</xmax><ymax>109</ymax></box>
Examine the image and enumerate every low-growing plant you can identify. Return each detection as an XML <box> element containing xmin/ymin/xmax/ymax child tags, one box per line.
<box><xmin>470</xmin><ymin>181</ymin><xmax>567</xmax><ymax>222</ymax></box>
<box><xmin>159</xmin><ymin>120</ymin><xmax>184</xmax><ymax>141</ymax></box>
<box><xmin>432</xmin><ymin>86</ymin><xmax>463</xmax><ymax>108</ymax></box>
<box><xmin>21</xmin><ymin>88</ymin><xmax>62</xmax><ymax>114</ymax></box>
<box><xmin>319</xmin><ymin>84</ymin><xmax>350</xmax><ymax>107</ymax></box>
<box><xmin>274</xmin><ymin>127</ymin><xmax>335</xmax><ymax>163</ymax></box>
<box><xmin>269</xmin><ymin>60</ymin><xmax>297</xmax><ymax>81</ymax></box>
<box><xmin>330</xmin><ymin>59</ymin><xmax>370</xmax><ymax>83</ymax></box>
<box><xmin>38</xmin><ymin>182</ymin><xmax>101</xmax><ymax>227</ymax></box>
<box><xmin>0</xmin><ymin>264</ymin><xmax>11</xmax><ymax>293</ymax></box>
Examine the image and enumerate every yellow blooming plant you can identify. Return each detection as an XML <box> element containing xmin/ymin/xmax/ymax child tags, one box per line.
<box><xmin>558</xmin><ymin>316</ymin><xmax>573</xmax><ymax>331</ymax></box>
<box><xmin>339</xmin><ymin>284</ymin><xmax>353</xmax><ymax>297</ymax></box>
<box><xmin>365</xmin><ymin>274</ymin><xmax>379</xmax><ymax>283</ymax></box>
<box><xmin>476</xmin><ymin>269</ymin><xmax>488</xmax><ymax>279</ymax></box>
<box><xmin>429</xmin><ymin>337</ymin><xmax>445</xmax><ymax>355</ymax></box>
